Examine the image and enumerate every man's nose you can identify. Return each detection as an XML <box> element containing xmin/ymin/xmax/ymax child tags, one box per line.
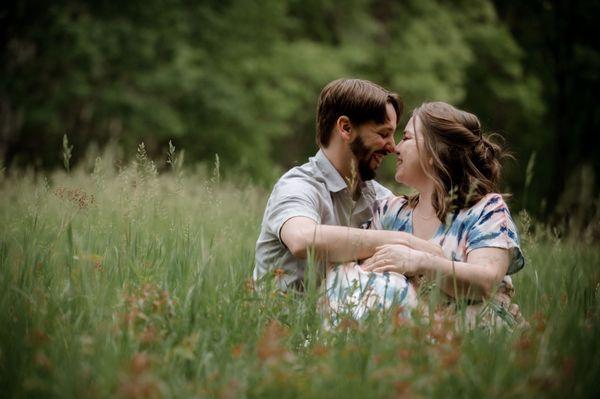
<box><xmin>384</xmin><ymin>136</ymin><xmax>396</xmax><ymax>154</ymax></box>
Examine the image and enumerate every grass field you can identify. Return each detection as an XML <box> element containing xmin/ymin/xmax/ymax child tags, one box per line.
<box><xmin>1</xmin><ymin>151</ymin><xmax>598</xmax><ymax>398</ymax></box>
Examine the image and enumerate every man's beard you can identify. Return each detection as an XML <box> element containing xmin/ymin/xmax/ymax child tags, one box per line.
<box><xmin>350</xmin><ymin>136</ymin><xmax>385</xmax><ymax>181</ymax></box>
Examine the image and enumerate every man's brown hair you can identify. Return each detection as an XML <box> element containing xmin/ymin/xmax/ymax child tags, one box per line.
<box><xmin>316</xmin><ymin>79</ymin><xmax>403</xmax><ymax>147</ymax></box>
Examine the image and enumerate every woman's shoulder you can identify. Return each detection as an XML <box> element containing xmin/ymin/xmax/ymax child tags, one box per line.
<box><xmin>459</xmin><ymin>192</ymin><xmax>518</xmax><ymax>233</ymax></box>
<box><xmin>463</xmin><ymin>193</ymin><xmax>524</xmax><ymax>274</ymax></box>
<box><xmin>376</xmin><ymin>195</ymin><xmax>410</xmax><ymax>215</ymax></box>
<box><xmin>470</xmin><ymin>193</ymin><xmax>510</xmax><ymax>215</ymax></box>
<box><xmin>452</xmin><ymin>193</ymin><xmax>510</xmax><ymax>229</ymax></box>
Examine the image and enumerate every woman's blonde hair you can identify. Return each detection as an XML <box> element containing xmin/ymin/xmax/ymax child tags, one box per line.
<box><xmin>408</xmin><ymin>102</ymin><xmax>507</xmax><ymax>220</ymax></box>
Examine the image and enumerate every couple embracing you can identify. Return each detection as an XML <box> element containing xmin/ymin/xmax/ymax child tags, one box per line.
<box><xmin>254</xmin><ymin>78</ymin><xmax>524</xmax><ymax>326</ymax></box>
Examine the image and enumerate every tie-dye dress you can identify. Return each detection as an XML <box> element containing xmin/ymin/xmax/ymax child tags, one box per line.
<box><xmin>325</xmin><ymin>193</ymin><xmax>524</xmax><ymax>320</ymax></box>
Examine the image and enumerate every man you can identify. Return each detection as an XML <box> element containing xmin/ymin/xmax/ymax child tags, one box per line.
<box><xmin>254</xmin><ymin>78</ymin><xmax>430</xmax><ymax>290</ymax></box>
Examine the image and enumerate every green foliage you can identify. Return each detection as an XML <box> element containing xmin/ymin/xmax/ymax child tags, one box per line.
<box><xmin>375</xmin><ymin>0</ymin><xmax>474</xmax><ymax>105</ymax></box>
<box><xmin>2</xmin><ymin>0</ymin><xmax>597</xmax><ymax>216</ymax></box>
<box><xmin>492</xmin><ymin>0</ymin><xmax>600</xmax><ymax>216</ymax></box>
<box><xmin>62</xmin><ymin>134</ymin><xmax>73</xmax><ymax>173</ymax></box>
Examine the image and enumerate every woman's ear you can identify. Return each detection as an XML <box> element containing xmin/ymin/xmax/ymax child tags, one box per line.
<box><xmin>335</xmin><ymin>116</ymin><xmax>353</xmax><ymax>143</ymax></box>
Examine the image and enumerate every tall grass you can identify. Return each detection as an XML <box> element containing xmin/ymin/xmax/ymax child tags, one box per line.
<box><xmin>0</xmin><ymin>151</ymin><xmax>598</xmax><ymax>398</ymax></box>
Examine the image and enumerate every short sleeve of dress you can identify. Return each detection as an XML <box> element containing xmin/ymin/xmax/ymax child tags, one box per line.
<box><xmin>465</xmin><ymin>194</ymin><xmax>525</xmax><ymax>274</ymax></box>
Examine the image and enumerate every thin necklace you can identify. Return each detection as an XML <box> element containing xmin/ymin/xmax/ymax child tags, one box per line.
<box><xmin>414</xmin><ymin>203</ymin><xmax>437</xmax><ymax>220</ymax></box>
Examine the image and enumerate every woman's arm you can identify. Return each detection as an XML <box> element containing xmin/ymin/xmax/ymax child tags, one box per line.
<box><xmin>421</xmin><ymin>247</ymin><xmax>509</xmax><ymax>299</ymax></box>
<box><xmin>362</xmin><ymin>245</ymin><xmax>509</xmax><ymax>300</ymax></box>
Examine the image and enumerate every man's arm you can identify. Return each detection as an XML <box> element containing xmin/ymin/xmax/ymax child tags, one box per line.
<box><xmin>280</xmin><ymin>216</ymin><xmax>442</xmax><ymax>263</ymax></box>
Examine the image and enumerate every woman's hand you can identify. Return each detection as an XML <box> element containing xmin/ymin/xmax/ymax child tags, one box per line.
<box><xmin>361</xmin><ymin>244</ymin><xmax>427</xmax><ymax>276</ymax></box>
<box><xmin>396</xmin><ymin>234</ymin><xmax>445</xmax><ymax>258</ymax></box>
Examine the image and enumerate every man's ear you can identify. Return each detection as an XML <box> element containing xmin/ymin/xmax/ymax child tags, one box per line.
<box><xmin>335</xmin><ymin>116</ymin><xmax>353</xmax><ymax>143</ymax></box>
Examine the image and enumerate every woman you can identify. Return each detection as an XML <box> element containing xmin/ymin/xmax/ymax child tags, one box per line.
<box><xmin>325</xmin><ymin>102</ymin><xmax>524</xmax><ymax>326</ymax></box>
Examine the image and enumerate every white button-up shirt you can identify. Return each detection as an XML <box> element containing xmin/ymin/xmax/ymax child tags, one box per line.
<box><xmin>254</xmin><ymin>149</ymin><xmax>393</xmax><ymax>290</ymax></box>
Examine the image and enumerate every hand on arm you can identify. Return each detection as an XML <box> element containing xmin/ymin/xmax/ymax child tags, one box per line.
<box><xmin>402</xmin><ymin>235</ymin><xmax>444</xmax><ymax>257</ymax></box>
<box><xmin>361</xmin><ymin>244</ymin><xmax>423</xmax><ymax>276</ymax></box>
<box><xmin>361</xmin><ymin>244</ymin><xmax>509</xmax><ymax>300</ymax></box>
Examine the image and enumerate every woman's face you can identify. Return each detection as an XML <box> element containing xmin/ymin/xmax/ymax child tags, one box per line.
<box><xmin>395</xmin><ymin>115</ymin><xmax>430</xmax><ymax>189</ymax></box>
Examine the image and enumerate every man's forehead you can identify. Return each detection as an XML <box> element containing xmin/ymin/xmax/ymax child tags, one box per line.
<box><xmin>385</xmin><ymin>102</ymin><xmax>398</xmax><ymax>126</ymax></box>
<box><xmin>360</xmin><ymin>104</ymin><xmax>398</xmax><ymax>131</ymax></box>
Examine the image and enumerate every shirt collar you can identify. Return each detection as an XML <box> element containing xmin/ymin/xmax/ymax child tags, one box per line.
<box><xmin>359</xmin><ymin>180</ymin><xmax>378</xmax><ymax>202</ymax></box>
<box><xmin>314</xmin><ymin>150</ymin><xmax>379</xmax><ymax>200</ymax></box>
<box><xmin>314</xmin><ymin>149</ymin><xmax>348</xmax><ymax>193</ymax></box>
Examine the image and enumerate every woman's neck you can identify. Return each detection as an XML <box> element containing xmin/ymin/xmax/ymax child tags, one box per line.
<box><xmin>415</xmin><ymin>184</ymin><xmax>435</xmax><ymax>215</ymax></box>
<box><xmin>411</xmin><ymin>184</ymin><xmax>441</xmax><ymax>240</ymax></box>
<box><xmin>414</xmin><ymin>186</ymin><xmax>437</xmax><ymax>221</ymax></box>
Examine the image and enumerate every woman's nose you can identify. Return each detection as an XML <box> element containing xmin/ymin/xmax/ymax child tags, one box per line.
<box><xmin>394</xmin><ymin>142</ymin><xmax>401</xmax><ymax>154</ymax></box>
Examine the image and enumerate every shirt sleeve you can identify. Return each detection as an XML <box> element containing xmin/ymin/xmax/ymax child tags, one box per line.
<box><xmin>265</xmin><ymin>179</ymin><xmax>322</xmax><ymax>245</ymax></box>
<box><xmin>465</xmin><ymin>194</ymin><xmax>525</xmax><ymax>274</ymax></box>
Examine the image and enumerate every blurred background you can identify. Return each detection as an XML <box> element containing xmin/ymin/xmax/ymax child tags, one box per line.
<box><xmin>1</xmin><ymin>0</ymin><xmax>598</xmax><ymax>228</ymax></box>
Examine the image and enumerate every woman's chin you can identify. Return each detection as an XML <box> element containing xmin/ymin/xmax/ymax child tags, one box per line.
<box><xmin>394</xmin><ymin>172</ymin><xmax>405</xmax><ymax>184</ymax></box>
<box><xmin>395</xmin><ymin>174</ymin><xmax>415</xmax><ymax>190</ymax></box>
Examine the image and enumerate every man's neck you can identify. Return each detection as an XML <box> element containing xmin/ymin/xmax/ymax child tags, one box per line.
<box><xmin>321</xmin><ymin>146</ymin><xmax>362</xmax><ymax>196</ymax></box>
